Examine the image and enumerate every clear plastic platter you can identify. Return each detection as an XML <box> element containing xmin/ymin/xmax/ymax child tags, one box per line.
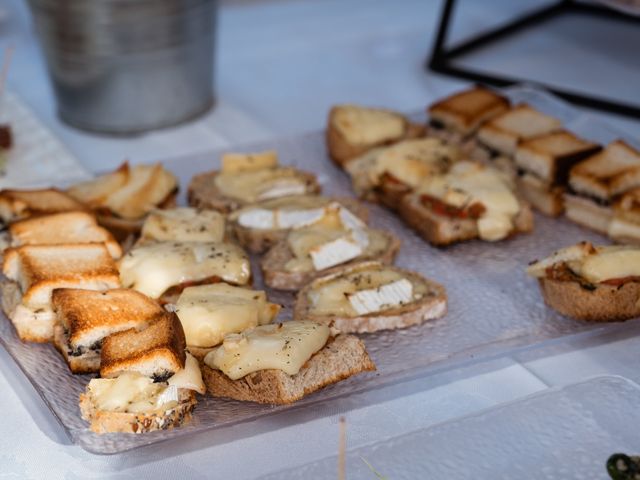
<box><xmin>1</xmin><ymin>86</ymin><xmax>638</xmax><ymax>454</ymax></box>
<box><xmin>262</xmin><ymin>375</ymin><xmax>640</xmax><ymax>480</ymax></box>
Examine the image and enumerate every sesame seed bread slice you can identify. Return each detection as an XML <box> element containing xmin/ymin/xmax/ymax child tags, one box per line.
<box><xmin>202</xmin><ymin>334</ymin><xmax>375</xmax><ymax>405</ymax></box>
<box><xmin>79</xmin><ymin>387</ymin><xmax>196</xmax><ymax>434</ymax></box>
<box><xmin>293</xmin><ymin>263</ymin><xmax>447</xmax><ymax>333</ymax></box>
<box><xmin>260</xmin><ymin>230</ymin><xmax>401</xmax><ymax>291</ymax></box>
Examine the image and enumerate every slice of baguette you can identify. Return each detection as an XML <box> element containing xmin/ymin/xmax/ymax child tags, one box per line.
<box><xmin>79</xmin><ymin>388</ymin><xmax>196</xmax><ymax>434</ymax></box>
<box><xmin>326</xmin><ymin>105</ymin><xmax>425</xmax><ymax>167</ymax></box>
<box><xmin>187</xmin><ymin>170</ymin><xmax>321</xmax><ymax>213</ymax></box>
<box><xmin>398</xmin><ymin>193</ymin><xmax>533</xmax><ymax>246</ymax></box>
<box><xmin>260</xmin><ymin>230</ymin><xmax>401</xmax><ymax>291</ymax></box>
<box><xmin>293</xmin><ymin>264</ymin><xmax>447</xmax><ymax>333</ymax></box>
<box><xmin>231</xmin><ymin>197</ymin><xmax>368</xmax><ymax>254</ymax></box>
<box><xmin>537</xmin><ymin>277</ymin><xmax>640</xmax><ymax>322</ymax></box>
<box><xmin>202</xmin><ymin>334</ymin><xmax>375</xmax><ymax>405</ymax></box>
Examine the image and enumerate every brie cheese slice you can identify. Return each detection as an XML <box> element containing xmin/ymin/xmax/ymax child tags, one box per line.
<box><xmin>237</xmin><ymin>209</ymin><xmax>276</xmax><ymax>229</ymax></box>
<box><xmin>310</xmin><ymin>237</ymin><xmax>364</xmax><ymax>271</ymax></box>
<box><xmin>257</xmin><ymin>181</ymin><xmax>307</xmax><ymax>201</ymax></box>
<box><xmin>348</xmin><ymin>278</ymin><xmax>413</xmax><ymax>315</ymax></box>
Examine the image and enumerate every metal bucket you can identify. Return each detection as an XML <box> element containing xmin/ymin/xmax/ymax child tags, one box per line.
<box><xmin>28</xmin><ymin>0</ymin><xmax>216</xmax><ymax>135</ymax></box>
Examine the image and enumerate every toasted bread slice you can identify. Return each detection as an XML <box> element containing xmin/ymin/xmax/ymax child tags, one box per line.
<box><xmin>261</xmin><ymin>230</ymin><xmax>401</xmax><ymax>291</ymax></box>
<box><xmin>399</xmin><ymin>192</ymin><xmax>533</xmax><ymax>246</ymax></box>
<box><xmin>67</xmin><ymin>162</ymin><xmax>130</xmax><ymax>208</ymax></box>
<box><xmin>79</xmin><ymin>380</ymin><xmax>196</xmax><ymax>434</ymax></box>
<box><xmin>344</xmin><ymin>138</ymin><xmax>460</xmax><ymax>210</ymax></box>
<box><xmin>537</xmin><ymin>277</ymin><xmax>640</xmax><ymax>322</ymax></box>
<box><xmin>428</xmin><ymin>86</ymin><xmax>509</xmax><ymax>136</ymax></box>
<box><xmin>2</xmin><ymin>243</ymin><xmax>120</xmax><ymax>308</ymax></box>
<box><xmin>294</xmin><ymin>262</ymin><xmax>447</xmax><ymax>333</ymax></box>
<box><xmin>51</xmin><ymin>288</ymin><xmax>165</xmax><ymax>374</ymax></box>
<box><xmin>569</xmin><ymin>140</ymin><xmax>640</xmax><ymax>202</ymax></box>
<box><xmin>188</xmin><ymin>168</ymin><xmax>321</xmax><ymax>213</ymax></box>
<box><xmin>229</xmin><ymin>196</ymin><xmax>368</xmax><ymax>254</ymax></box>
<box><xmin>100</xmin><ymin>313</ymin><xmax>187</xmax><ymax>381</ymax></box>
<box><xmin>514</xmin><ymin>130</ymin><xmax>601</xmax><ymax>185</ymax></box>
<box><xmin>326</xmin><ymin>104</ymin><xmax>425</xmax><ymax>167</ymax></box>
<box><xmin>517</xmin><ymin>174</ymin><xmax>565</xmax><ymax>217</ymax></box>
<box><xmin>1</xmin><ymin>243</ymin><xmax>121</xmax><ymax>342</ymax></box>
<box><xmin>609</xmin><ymin>188</ymin><xmax>640</xmax><ymax>244</ymax></box>
<box><xmin>202</xmin><ymin>334</ymin><xmax>375</xmax><ymax>405</ymax></box>
<box><xmin>476</xmin><ymin>104</ymin><xmax>562</xmax><ymax>156</ymax></box>
<box><xmin>563</xmin><ymin>194</ymin><xmax>612</xmax><ymax>235</ymax></box>
<box><xmin>528</xmin><ymin>242</ymin><xmax>640</xmax><ymax>321</ymax></box>
<box><xmin>0</xmin><ymin>188</ymin><xmax>87</xmax><ymax>224</ymax></box>
<box><xmin>8</xmin><ymin>211</ymin><xmax>122</xmax><ymax>258</ymax></box>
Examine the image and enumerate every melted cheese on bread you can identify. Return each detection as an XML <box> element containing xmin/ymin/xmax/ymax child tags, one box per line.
<box><xmin>119</xmin><ymin>242</ymin><xmax>250</xmax><ymax>298</ymax></box>
<box><xmin>332</xmin><ymin>105</ymin><xmax>405</xmax><ymax>145</ymax></box>
<box><xmin>284</xmin><ymin>205</ymin><xmax>383</xmax><ymax>272</ymax></box>
<box><xmin>527</xmin><ymin>242</ymin><xmax>640</xmax><ymax>284</ymax></box>
<box><xmin>204</xmin><ymin>321</ymin><xmax>330</xmax><ymax>380</ymax></box>
<box><xmin>175</xmin><ymin>283</ymin><xmax>280</xmax><ymax>348</ymax></box>
<box><xmin>214</xmin><ymin>168</ymin><xmax>310</xmax><ymax>204</ymax></box>
<box><xmin>417</xmin><ymin>161</ymin><xmax>520</xmax><ymax>241</ymax></box>
<box><xmin>307</xmin><ymin>264</ymin><xmax>426</xmax><ymax>317</ymax></box>
<box><xmin>141</xmin><ymin>208</ymin><xmax>225</xmax><ymax>242</ymax></box>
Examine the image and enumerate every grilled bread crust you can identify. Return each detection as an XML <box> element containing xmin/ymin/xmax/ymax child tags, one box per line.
<box><xmin>79</xmin><ymin>388</ymin><xmax>196</xmax><ymax>434</ymax></box>
<box><xmin>537</xmin><ymin>277</ymin><xmax>640</xmax><ymax>322</ymax></box>
<box><xmin>202</xmin><ymin>334</ymin><xmax>375</xmax><ymax>405</ymax></box>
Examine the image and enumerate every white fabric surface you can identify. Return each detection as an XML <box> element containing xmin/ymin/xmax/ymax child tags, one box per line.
<box><xmin>1</xmin><ymin>0</ymin><xmax>640</xmax><ymax>477</ymax></box>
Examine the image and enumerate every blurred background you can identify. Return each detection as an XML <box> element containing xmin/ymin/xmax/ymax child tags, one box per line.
<box><xmin>0</xmin><ymin>0</ymin><xmax>638</xmax><ymax>168</ymax></box>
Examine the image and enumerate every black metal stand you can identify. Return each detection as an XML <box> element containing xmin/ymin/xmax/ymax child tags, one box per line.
<box><xmin>428</xmin><ymin>0</ymin><xmax>640</xmax><ymax>118</ymax></box>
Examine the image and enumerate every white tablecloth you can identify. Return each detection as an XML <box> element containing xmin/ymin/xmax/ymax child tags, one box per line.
<box><xmin>1</xmin><ymin>0</ymin><xmax>639</xmax><ymax>477</ymax></box>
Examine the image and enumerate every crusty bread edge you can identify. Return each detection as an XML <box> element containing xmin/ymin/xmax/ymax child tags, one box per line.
<box><xmin>538</xmin><ymin>277</ymin><xmax>640</xmax><ymax>322</ymax></box>
<box><xmin>293</xmin><ymin>265</ymin><xmax>448</xmax><ymax>333</ymax></box>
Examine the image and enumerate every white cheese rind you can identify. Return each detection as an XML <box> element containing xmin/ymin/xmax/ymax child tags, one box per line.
<box><xmin>348</xmin><ymin>278</ymin><xmax>413</xmax><ymax>315</ymax></box>
<box><xmin>204</xmin><ymin>321</ymin><xmax>330</xmax><ymax>380</ymax></box>
<box><xmin>309</xmin><ymin>237</ymin><xmax>363</xmax><ymax>271</ymax></box>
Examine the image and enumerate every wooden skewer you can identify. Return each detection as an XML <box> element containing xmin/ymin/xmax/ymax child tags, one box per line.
<box><xmin>0</xmin><ymin>45</ymin><xmax>15</xmax><ymax>104</ymax></box>
<box><xmin>338</xmin><ymin>416</ymin><xmax>346</xmax><ymax>480</ymax></box>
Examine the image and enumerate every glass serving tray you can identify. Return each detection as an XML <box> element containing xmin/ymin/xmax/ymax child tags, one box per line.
<box><xmin>1</xmin><ymin>86</ymin><xmax>638</xmax><ymax>454</ymax></box>
<box><xmin>262</xmin><ymin>375</ymin><xmax>640</xmax><ymax>480</ymax></box>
